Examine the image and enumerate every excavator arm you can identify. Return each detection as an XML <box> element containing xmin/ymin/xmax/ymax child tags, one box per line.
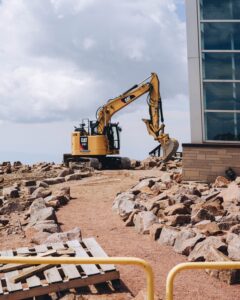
<box><xmin>96</xmin><ymin>73</ymin><xmax>179</xmax><ymax>161</ymax></box>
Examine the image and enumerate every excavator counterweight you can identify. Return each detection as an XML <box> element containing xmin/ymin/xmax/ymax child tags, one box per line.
<box><xmin>63</xmin><ymin>73</ymin><xmax>179</xmax><ymax>168</ymax></box>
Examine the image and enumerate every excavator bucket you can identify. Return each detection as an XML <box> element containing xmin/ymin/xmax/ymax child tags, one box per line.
<box><xmin>161</xmin><ymin>138</ymin><xmax>179</xmax><ymax>162</ymax></box>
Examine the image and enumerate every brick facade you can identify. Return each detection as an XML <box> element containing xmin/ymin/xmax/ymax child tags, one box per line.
<box><xmin>182</xmin><ymin>144</ymin><xmax>240</xmax><ymax>182</ymax></box>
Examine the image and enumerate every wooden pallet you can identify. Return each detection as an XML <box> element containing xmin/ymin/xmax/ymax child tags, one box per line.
<box><xmin>0</xmin><ymin>238</ymin><xmax>119</xmax><ymax>300</ymax></box>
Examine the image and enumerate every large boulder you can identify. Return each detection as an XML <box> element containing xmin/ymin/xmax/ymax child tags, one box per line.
<box><xmin>112</xmin><ymin>192</ymin><xmax>136</xmax><ymax>220</ymax></box>
<box><xmin>158</xmin><ymin>226</ymin><xmax>179</xmax><ymax>246</ymax></box>
<box><xmin>165</xmin><ymin>214</ymin><xmax>191</xmax><ymax>227</ymax></box>
<box><xmin>43</xmin><ymin>177</ymin><xmax>65</xmax><ymax>185</ymax></box>
<box><xmin>65</xmin><ymin>174</ymin><xmax>82</xmax><ymax>181</ymax></box>
<box><xmin>164</xmin><ymin>203</ymin><xmax>190</xmax><ymax>216</ymax></box>
<box><xmin>44</xmin><ymin>227</ymin><xmax>82</xmax><ymax>244</ymax></box>
<box><xmin>227</xmin><ymin>234</ymin><xmax>240</xmax><ymax>261</ymax></box>
<box><xmin>219</xmin><ymin>182</ymin><xmax>240</xmax><ymax>205</ymax></box>
<box><xmin>32</xmin><ymin>187</ymin><xmax>51</xmax><ymax>199</ymax></box>
<box><xmin>133</xmin><ymin>211</ymin><xmax>158</xmax><ymax>234</ymax></box>
<box><xmin>173</xmin><ymin>229</ymin><xmax>205</xmax><ymax>256</ymax></box>
<box><xmin>188</xmin><ymin>236</ymin><xmax>227</xmax><ymax>262</ymax></box>
<box><xmin>191</xmin><ymin>208</ymin><xmax>215</xmax><ymax>224</ymax></box>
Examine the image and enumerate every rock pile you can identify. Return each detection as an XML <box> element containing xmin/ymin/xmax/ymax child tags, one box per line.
<box><xmin>131</xmin><ymin>156</ymin><xmax>182</xmax><ymax>172</ymax></box>
<box><xmin>113</xmin><ymin>172</ymin><xmax>240</xmax><ymax>284</ymax></box>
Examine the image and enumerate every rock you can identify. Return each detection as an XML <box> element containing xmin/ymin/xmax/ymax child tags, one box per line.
<box><xmin>44</xmin><ymin>227</ymin><xmax>82</xmax><ymax>244</ymax></box>
<box><xmin>2</xmin><ymin>187</ymin><xmax>19</xmax><ymax>198</ymax></box>
<box><xmin>188</xmin><ymin>236</ymin><xmax>227</xmax><ymax>261</ymax></box>
<box><xmin>229</xmin><ymin>224</ymin><xmax>240</xmax><ymax>235</ymax></box>
<box><xmin>203</xmin><ymin>191</ymin><xmax>221</xmax><ymax>201</ymax></box>
<box><xmin>0</xmin><ymin>201</ymin><xmax>25</xmax><ymax>214</ymax></box>
<box><xmin>165</xmin><ymin>214</ymin><xmax>191</xmax><ymax>227</ymax></box>
<box><xmin>195</xmin><ymin>221</ymin><xmax>222</xmax><ymax>236</ymax></box>
<box><xmin>65</xmin><ymin>174</ymin><xmax>82</xmax><ymax>181</ymax></box>
<box><xmin>219</xmin><ymin>182</ymin><xmax>240</xmax><ymax>204</ymax></box>
<box><xmin>205</xmin><ymin>247</ymin><xmax>240</xmax><ymax>284</ymax></box>
<box><xmin>58</xmin><ymin>168</ymin><xmax>74</xmax><ymax>177</ymax></box>
<box><xmin>160</xmin><ymin>173</ymin><xmax>172</xmax><ymax>183</ymax></box>
<box><xmin>79</xmin><ymin>171</ymin><xmax>92</xmax><ymax>178</ymax></box>
<box><xmin>173</xmin><ymin>229</ymin><xmax>205</xmax><ymax>256</ymax></box>
<box><xmin>29</xmin><ymin>206</ymin><xmax>57</xmax><ymax>226</ymax></box>
<box><xmin>29</xmin><ymin>198</ymin><xmax>46</xmax><ymax>214</ymax></box>
<box><xmin>191</xmin><ymin>208</ymin><xmax>215</xmax><ymax>224</ymax></box>
<box><xmin>22</xmin><ymin>180</ymin><xmax>36</xmax><ymax>187</ymax></box>
<box><xmin>149</xmin><ymin>223</ymin><xmax>164</xmax><ymax>240</ymax></box>
<box><xmin>130</xmin><ymin>178</ymin><xmax>156</xmax><ymax>193</ymax></box>
<box><xmin>30</xmin><ymin>231</ymin><xmax>51</xmax><ymax>244</ymax></box>
<box><xmin>125</xmin><ymin>209</ymin><xmax>140</xmax><ymax>226</ymax></box>
<box><xmin>0</xmin><ymin>216</ymin><xmax>9</xmax><ymax>226</ymax></box>
<box><xmin>158</xmin><ymin>226</ymin><xmax>179</xmax><ymax>246</ymax></box>
<box><xmin>227</xmin><ymin>234</ymin><xmax>240</xmax><ymax>260</ymax></box>
<box><xmin>23</xmin><ymin>186</ymin><xmax>37</xmax><ymax>195</ymax></box>
<box><xmin>112</xmin><ymin>192</ymin><xmax>135</xmax><ymax>220</ymax></box>
<box><xmin>43</xmin><ymin>177</ymin><xmax>65</xmax><ymax>185</ymax></box>
<box><xmin>33</xmin><ymin>221</ymin><xmax>60</xmax><ymax>234</ymax></box>
<box><xmin>37</xmin><ymin>181</ymin><xmax>49</xmax><ymax>188</ymax></box>
<box><xmin>213</xmin><ymin>176</ymin><xmax>229</xmax><ymax>188</ymax></box>
<box><xmin>133</xmin><ymin>211</ymin><xmax>158</xmax><ymax>234</ymax></box>
<box><xmin>32</xmin><ymin>187</ymin><xmax>52</xmax><ymax>199</ymax></box>
<box><xmin>164</xmin><ymin>203</ymin><xmax>190</xmax><ymax>216</ymax></box>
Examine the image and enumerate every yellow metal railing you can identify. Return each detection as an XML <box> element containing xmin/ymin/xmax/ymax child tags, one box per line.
<box><xmin>166</xmin><ymin>261</ymin><xmax>240</xmax><ymax>300</ymax></box>
<box><xmin>0</xmin><ymin>256</ymin><xmax>154</xmax><ymax>300</ymax></box>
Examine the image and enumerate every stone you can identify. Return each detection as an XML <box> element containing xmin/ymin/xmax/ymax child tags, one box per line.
<box><xmin>43</xmin><ymin>177</ymin><xmax>65</xmax><ymax>185</ymax></box>
<box><xmin>33</xmin><ymin>221</ymin><xmax>60</xmax><ymax>234</ymax></box>
<box><xmin>133</xmin><ymin>211</ymin><xmax>158</xmax><ymax>234</ymax></box>
<box><xmin>2</xmin><ymin>187</ymin><xmax>19</xmax><ymax>198</ymax></box>
<box><xmin>44</xmin><ymin>227</ymin><xmax>82</xmax><ymax>244</ymax></box>
<box><xmin>149</xmin><ymin>223</ymin><xmax>164</xmax><ymax>240</ymax></box>
<box><xmin>37</xmin><ymin>181</ymin><xmax>49</xmax><ymax>188</ymax></box>
<box><xmin>23</xmin><ymin>186</ymin><xmax>37</xmax><ymax>195</ymax></box>
<box><xmin>65</xmin><ymin>174</ymin><xmax>82</xmax><ymax>181</ymax></box>
<box><xmin>29</xmin><ymin>206</ymin><xmax>57</xmax><ymax>226</ymax></box>
<box><xmin>112</xmin><ymin>192</ymin><xmax>135</xmax><ymax>220</ymax></box>
<box><xmin>203</xmin><ymin>191</ymin><xmax>221</xmax><ymax>201</ymax></box>
<box><xmin>29</xmin><ymin>198</ymin><xmax>46</xmax><ymax>214</ymax></box>
<box><xmin>158</xmin><ymin>226</ymin><xmax>179</xmax><ymax>246</ymax></box>
<box><xmin>227</xmin><ymin>234</ymin><xmax>240</xmax><ymax>261</ymax></box>
<box><xmin>191</xmin><ymin>208</ymin><xmax>215</xmax><ymax>224</ymax></box>
<box><xmin>188</xmin><ymin>236</ymin><xmax>227</xmax><ymax>262</ymax></box>
<box><xmin>213</xmin><ymin>176</ymin><xmax>230</xmax><ymax>188</ymax></box>
<box><xmin>0</xmin><ymin>201</ymin><xmax>25</xmax><ymax>214</ymax></box>
<box><xmin>195</xmin><ymin>221</ymin><xmax>222</xmax><ymax>236</ymax></box>
<box><xmin>22</xmin><ymin>180</ymin><xmax>36</xmax><ymax>187</ymax></box>
<box><xmin>58</xmin><ymin>168</ymin><xmax>74</xmax><ymax>177</ymax></box>
<box><xmin>125</xmin><ymin>209</ymin><xmax>140</xmax><ymax>227</ymax></box>
<box><xmin>164</xmin><ymin>203</ymin><xmax>190</xmax><ymax>216</ymax></box>
<box><xmin>173</xmin><ymin>229</ymin><xmax>205</xmax><ymax>256</ymax></box>
<box><xmin>32</xmin><ymin>187</ymin><xmax>52</xmax><ymax>199</ymax></box>
<box><xmin>130</xmin><ymin>178</ymin><xmax>156</xmax><ymax>193</ymax></box>
<box><xmin>165</xmin><ymin>214</ymin><xmax>191</xmax><ymax>227</ymax></box>
<box><xmin>205</xmin><ymin>247</ymin><xmax>240</xmax><ymax>284</ymax></box>
<box><xmin>229</xmin><ymin>224</ymin><xmax>240</xmax><ymax>235</ymax></box>
<box><xmin>30</xmin><ymin>231</ymin><xmax>51</xmax><ymax>244</ymax></box>
<box><xmin>160</xmin><ymin>173</ymin><xmax>172</xmax><ymax>183</ymax></box>
<box><xmin>0</xmin><ymin>216</ymin><xmax>9</xmax><ymax>226</ymax></box>
<box><xmin>79</xmin><ymin>171</ymin><xmax>92</xmax><ymax>178</ymax></box>
<box><xmin>219</xmin><ymin>182</ymin><xmax>240</xmax><ymax>204</ymax></box>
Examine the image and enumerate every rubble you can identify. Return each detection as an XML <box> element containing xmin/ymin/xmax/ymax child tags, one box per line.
<box><xmin>113</xmin><ymin>156</ymin><xmax>240</xmax><ymax>284</ymax></box>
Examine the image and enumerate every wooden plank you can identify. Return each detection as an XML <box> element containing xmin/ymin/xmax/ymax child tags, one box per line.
<box><xmin>26</xmin><ymin>275</ymin><xmax>42</xmax><ymax>288</ymax></box>
<box><xmin>50</xmin><ymin>242</ymin><xmax>80</xmax><ymax>280</ymax></box>
<box><xmin>44</xmin><ymin>267</ymin><xmax>62</xmax><ymax>284</ymax></box>
<box><xmin>5</xmin><ymin>271</ymin><xmax>22</xmax><ymax>292</ymax></box>
<box><xmin>61</xmin><ymin>264</ymin><xmax>81</xmax><ymax>280</ymax></box>
<box><xmin>12</xmin><ymin>265</ymin><xmax>54</xmax><ymax>283</ymax></box>
<box><xmin>0</xmin><ymin>271</ymin><xmax>120</xmax><ymax>300</ymax></box>
<box><xmin>1</xmin><ymin>249</ymin><xmax>23</xmax><ymax>293</ymax></box>
<box><xmin>83</xmin><ymin>238</ymin><xmax>116</xmax><ymax>272</ymax></box>
<box><xmin>67</xmin><ymin>240</ymin><xmax>100</xmax><ymax>276</ymax></box>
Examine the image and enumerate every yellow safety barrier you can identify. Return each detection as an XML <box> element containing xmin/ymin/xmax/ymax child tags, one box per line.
<box><xmin>166</xmin><ymin>261</ymin><xmax>240</xmax><ymax>300</ymax></box>
<box><xmin>0</xmin><ymin>256</ymin><xmax>154</xmax><ymax>300</ymax></box>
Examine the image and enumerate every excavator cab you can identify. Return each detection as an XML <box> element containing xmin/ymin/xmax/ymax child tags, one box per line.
<box><xmin>105</xmin><ymin>123</ymin><xmax>121</xmax><ymax>151</ymax></box>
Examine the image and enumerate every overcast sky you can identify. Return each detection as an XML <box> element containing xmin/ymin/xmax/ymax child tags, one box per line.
<box><xmin>0</xmin><ymin>0</ymin><xmax>190</xmax><ymax>163</ymax></box>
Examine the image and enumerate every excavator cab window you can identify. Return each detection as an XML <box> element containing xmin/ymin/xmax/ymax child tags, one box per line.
<box><xmin>106</xmin><ymin>123</ymin><xmax>120</xmax><ymax>150</ymax></box>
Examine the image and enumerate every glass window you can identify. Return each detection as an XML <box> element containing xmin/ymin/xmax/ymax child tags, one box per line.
<box><xmin>201</xmin><ymin>23</ymin><xmax>240</xmax><ymax>50</ymax></box>
<box><xmin>205</xmin><ymin>112</ymin><xmax>240</xmax><ymax>140</ymax></box>
<box><xmin>203</xmin><ymin>53</ymin><xmax>232</xmax><ymax>79</ymax></box>
<box><xmin>201</xmin><ymin>0</ymin><xmax>240</xmax><ymax>20</ymax></box>
<box><xmin>204</xmin><ymin>82</ymin><xmax>240</xmax><ymax>110</ymax></box>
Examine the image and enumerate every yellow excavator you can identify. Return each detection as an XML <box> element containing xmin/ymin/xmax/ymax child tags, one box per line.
<box><xmin>63</xmin><ymin>72</ymin><xmax>179</xmax><ymax>169</ymax></box>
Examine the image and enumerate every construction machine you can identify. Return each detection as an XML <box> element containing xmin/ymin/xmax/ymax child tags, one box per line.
<box><xmin>63</xmin><ymin>72</ymin><xmax>179</xmax><ymax>169</ymax></box>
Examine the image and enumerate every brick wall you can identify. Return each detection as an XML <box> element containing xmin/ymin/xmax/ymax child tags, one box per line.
<box><xmin>182</xmin><ymin>144</ymin><xmax>240</xmax><ymax>182</ymax></box>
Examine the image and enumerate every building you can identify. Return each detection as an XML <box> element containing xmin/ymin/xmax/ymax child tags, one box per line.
<box><xmin>183</xmin><ymin>0</ymin><xmax>240</xmax><ymax>181</ymax></box>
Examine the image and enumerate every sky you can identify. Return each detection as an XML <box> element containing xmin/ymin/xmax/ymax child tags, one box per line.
<box><xmin>0</xmin><ymin>0</ymin><xmax>190</xmax><ymax>163</ymax></box>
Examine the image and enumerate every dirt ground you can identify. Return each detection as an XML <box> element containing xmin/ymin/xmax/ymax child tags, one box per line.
<box><xmin>1</xmin><ymin>169</ymin><xmax>240</xmax><ymax>299</ymax></box>
<box><xmin>55</xmin><ymin>170</ymin><xmax>240</xmax><ymax>300</ymax></box>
